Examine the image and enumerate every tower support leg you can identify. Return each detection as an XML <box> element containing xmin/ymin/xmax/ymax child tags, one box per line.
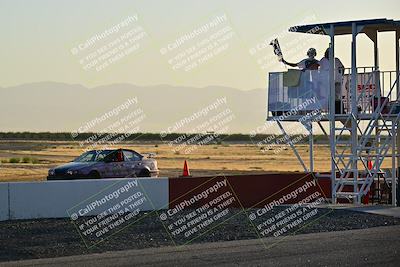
<box><xmin>276</xmin><ymin>121</ymin><xmax>308</xmax><ymax>172</ymax></box>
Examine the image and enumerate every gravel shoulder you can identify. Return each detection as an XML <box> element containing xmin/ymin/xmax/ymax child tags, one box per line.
<box><xmin>1</xmin><ymin>208</ymin><xmax>399</xmax><ymax>263</ymax></box>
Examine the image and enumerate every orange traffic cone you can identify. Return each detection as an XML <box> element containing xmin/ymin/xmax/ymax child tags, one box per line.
<box><xmin>182</xmin><ymin>160</ymin><xmax>191</xmax><ymax>177</ymax></box>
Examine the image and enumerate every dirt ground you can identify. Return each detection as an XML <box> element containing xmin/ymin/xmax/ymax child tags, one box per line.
<box><xmin>1</xmin><ymin>208</ymin><xmax>399</xmax><ymax>262</ymax></box>
<box><xmin>0</xmin><ymin>140</ymin><xmax>393</xmax><ymax>182</ymax></box>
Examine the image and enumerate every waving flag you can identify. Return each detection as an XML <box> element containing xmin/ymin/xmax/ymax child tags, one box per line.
<box><xmin>270</xmin><ymin>38</ymin><xmax>283</xmax><ymax>62</ymax></box>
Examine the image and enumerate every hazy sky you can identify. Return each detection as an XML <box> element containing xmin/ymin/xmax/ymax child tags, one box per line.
<box><xmin>0</xmin><ymin>0</ymin><xmax>399</xmax><ymax>90</ymax></box>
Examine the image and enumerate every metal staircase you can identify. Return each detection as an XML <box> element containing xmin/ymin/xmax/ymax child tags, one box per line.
<box><xmin>332</xmin><ymin>71</ymin><xmax>400</xmax><ymax>203</ymax></box>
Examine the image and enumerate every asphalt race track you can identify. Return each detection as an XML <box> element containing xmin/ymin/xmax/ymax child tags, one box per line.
<box><xmin>2</xmin><ymin>225</ymin><xmax>399</xmax><ymax>267</ymax></box>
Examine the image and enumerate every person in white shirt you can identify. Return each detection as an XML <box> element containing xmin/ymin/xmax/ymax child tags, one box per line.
<box><xmin>320</xmin><ymin>48</ymin><xmax>345</xmax><ymax>113</ymax></box>
<box><xmin>282</xmin><ymin>48</ymin><xmax>320</xmax><ymax>70</ymax></box>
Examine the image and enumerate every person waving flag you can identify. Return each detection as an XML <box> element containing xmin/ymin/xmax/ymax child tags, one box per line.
<box><xmin>270</xmin><ymin>38</ymin><xmax>283</xmax><ymax>62</ymax></box>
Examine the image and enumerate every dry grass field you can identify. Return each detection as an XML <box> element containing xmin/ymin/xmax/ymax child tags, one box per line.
<box><xmin>0</xmin><ymin>140</ymin><xmax>393</xmax><ymax>182</ymax></box>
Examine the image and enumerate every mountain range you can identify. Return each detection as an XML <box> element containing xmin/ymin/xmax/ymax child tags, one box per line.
<box><xmin>0</xmin><ymin>82</ymin><xmax>268</xmax><ymax>134</ymax></box>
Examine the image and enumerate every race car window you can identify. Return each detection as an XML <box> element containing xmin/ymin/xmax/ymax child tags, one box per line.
<box><xmin>95</xmin><ymin>150</ymin><xmax>112</xmax><ymax>161</ymax></box>
<box><xmin>74</xmin><ymin>151</ymin><xmax>96</xmax><ymax>162</ymax></box>
<box><xmin>103</xmin><ymin>151</ymin><xmax>124</xmax><ymax>162</ymax></box>
<box><xmin>123</xmin><ymin>150</ymin><xmax>141</xmax><ymax>161</ymax></box>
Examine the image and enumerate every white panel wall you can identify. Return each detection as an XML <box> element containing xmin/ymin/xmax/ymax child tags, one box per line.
<box><xmin>0</xmin><ymin>183</ymin><xmax>9</xmax><ymax>221</ymax></box>
<box><xmin>5</xmin><ymin>178</ymin><xmax>168</xmax><ymax>220</ymax></box>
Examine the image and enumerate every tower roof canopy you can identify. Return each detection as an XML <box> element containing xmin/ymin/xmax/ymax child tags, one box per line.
<box><xmin>289</xmin><ymin>18</ymin><xmax>400</xmax><ymax>36</ymax></box>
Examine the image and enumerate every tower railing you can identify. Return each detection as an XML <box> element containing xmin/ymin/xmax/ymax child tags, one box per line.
<box><xmin>268</xmin><ymin>68</ymin><xmax>399</xmax><ymax>119</ymax></box>
<box><xmin>266</xmin><ymin>67</ymin><xmax>399</xmax><ymax>204</ymax></box>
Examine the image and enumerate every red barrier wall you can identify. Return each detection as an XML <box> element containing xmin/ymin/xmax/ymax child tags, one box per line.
<box><xmin>169</xmin><ymin>173</ymin><xmax>331</xmax><ymax>209</ymax></box>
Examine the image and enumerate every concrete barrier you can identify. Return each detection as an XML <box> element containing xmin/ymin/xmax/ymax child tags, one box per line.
<box><xmin>5</xmin><ymin>178</ymin><xmax>169</xmax><ymax>221</ymax></box>
<box><xmin>0</xmin><ymin>173</ymin><xmax>332</xmax><ymax>221</ymax></box>
<box><xmin>0</xmin><ymin>183</ymin><xmax>9</xmax><ymax>221</ymax></box>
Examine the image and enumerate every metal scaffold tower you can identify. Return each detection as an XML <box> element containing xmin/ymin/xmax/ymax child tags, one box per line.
<box><xmin>267</xmin><ymin>19</ymin><xmax>400</xmax><ymax>206</ymax></box>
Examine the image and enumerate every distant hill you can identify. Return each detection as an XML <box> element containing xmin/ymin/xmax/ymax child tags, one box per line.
<box><xmin>0</xmin><ymin>82</ymin><xmax>268</xmax><ymax>134</ymax></box>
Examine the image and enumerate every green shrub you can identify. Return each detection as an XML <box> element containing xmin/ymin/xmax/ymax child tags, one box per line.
<box><xmin>0</xmin><ymin>159</ymin><xmax>8</xmax><ymax>163</ymax></box>
<box><xmin>31</xmin><ymin>158</ymin><xmax>40</xmax><ymax>164</ymax></box>
<box><xmin>9</xmin><ymin>158</ymin><xmax>20</xmax><ymax>163</ymax></box>
<box><xmin>22</xmin><ymin>157</ymin><xmax>30</xmax><ymax>163</ymax></box>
